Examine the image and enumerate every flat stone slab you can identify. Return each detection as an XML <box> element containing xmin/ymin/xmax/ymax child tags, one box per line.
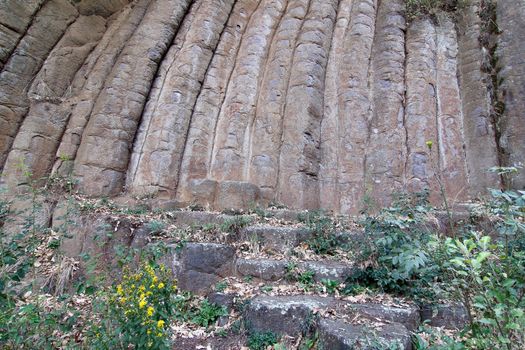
<box><xmin>318</xmin><ymin>319</ymin><xmax>412</xmax><ymax>350</ymax></box>
<box><xmin>171</xmin><ymin>211</ymin><xmax>235</xmax><ymax>227</ymax></box>
<box><xmin>245</xmin><ymin>295</ymin><xmax>332</xmax><ymax>335</ymax></box>
<box><xmin>240</xmin><ymin>225</ymin><xmax>310</xmax><ymax>253</ymax></box>
<box><xmin>236</xmin><ymin>258</ymin><xmax>354</xmax><ymax>282</ymax></box>
<box><xmin>236</xmin><ymin>258</ymin><xmax>288</xmax><ymax>281</ymax></box>
<box><xmin>301</xmin><ymin>260</ymin><xmax>354</xmax><ymax>282</ymax></box>
<box><xmin>344</xmin><ymin>303</ymin><xmax>420</xmax><ymax>331</ymax></box>
<box><xmin>244</xmin><ymin>295</ymin><xmax>419</xmax><ymax>337</ymax></box>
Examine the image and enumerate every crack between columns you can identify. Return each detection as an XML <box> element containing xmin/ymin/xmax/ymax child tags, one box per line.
<box><xmin>275</xmin><ymin>0</ymin><xmax>313</xmax><ymax>200</ymax></box>
<box><xmin>208</xmin><ymin>0</ymin><xmax>265</xmax><ymax>179</ymax></box>
<box><xmin>174</xmin><ymin>0</ymin><xmax>239</xmax><ymax>194</ymax></box>
<box><xmin>244</xmin><ymin>0</ymin><xmax>289</xmax><ymax>181</ymax></box>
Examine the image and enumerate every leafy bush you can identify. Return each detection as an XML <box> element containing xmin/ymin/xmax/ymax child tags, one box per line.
<box><xmin>0</xmin><ymin>297</ymin><xmax>80</xmax><ymax>349</ymax></box>
<box><xmin>444</xmin><ymin>234</ymin><xmax>525</xmax><ymax>349</ymax></box>
<box><xmin>220</xmin><ymin>216</ymin><xmax>253</xmax><ymax>235</ymax></box>
<box><xmin>300</xmin><ymin>211</ymin><xmax>339</xmax><ymax>255</ymax></box>
<box><xmin>190</xmin><ymin>299</ymin><xmax>228</xmax><ymax>328</ymax></box>
<box><xmin>247</xmin><ymin>331</ymin><xmax>280</xmax><ymax>350</ymax></box>
<box><xmin>347</xmin><ymin>192</ymin><xmax>442</xmax><ymax>300</ymax></box>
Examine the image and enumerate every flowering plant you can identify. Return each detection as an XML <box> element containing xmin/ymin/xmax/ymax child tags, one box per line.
<box><xmin>88</xmin><ymin>262</ymin><xmax>177</xmax><ymax>349</ymax></box>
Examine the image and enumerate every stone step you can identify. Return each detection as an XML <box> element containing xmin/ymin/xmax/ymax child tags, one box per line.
<box><xmin>240</xmin><ymin>225</ymin><xmax>310</xmax><ymax>254</ymax></box>
<box><xmin>243</xmin><ymin>295</ymin><xmax>419</xmax><ymax>349</ymax></box>
<box><xmin>166</xmin><ymin>208</ymin><xmax>309</xmax><ymax>228</ymax></box>
<box><xmin>235</xmin><ymin>258</ymin><xmax>354</xmax><ymax>282</ymax></box>
<box><xmin>240</xmin><ymin>224</ymin><xmax>362</xmax><ymax>254</ymax></box>
<box><xmin>169</xmin><ymin>242</ymin><xmax>357</xmax><ymax>292</ymax></box>
<box><xmin>318</xmin><ymin>319</ymin><xmax>412</xmax><ymax>350</ymax></box>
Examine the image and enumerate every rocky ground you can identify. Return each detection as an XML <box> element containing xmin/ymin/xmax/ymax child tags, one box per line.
<box><xmin>1</xmin><ymin>193</ymin><xmax>474</xmax><ymax>349</ymax></box>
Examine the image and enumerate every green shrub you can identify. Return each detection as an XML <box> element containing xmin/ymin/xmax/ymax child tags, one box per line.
<box><xmin>444</xmin><ymin>234</ymin><xmax>525</xmax><ymax>349</ymax></box>
<box><xmin>300</xmin><ymin>211</ymin><xmax>339</xmax><ymax>255</ymax></box>
<box><xmin>247</xmin><ymin>331</ymin><xmax>280</xmax><ymax>350</ymax></box>
<box><xmin>190</xmin><ymin>299</ymin><xmax>228</xmax><ymax>328</ymax></box>
<box><xmin>348</xmin><ymin>192</ymin><xmax>442</xmax><ymax>300</ymax></box>
<box><xmin>220</xmin><ymin>216</ymin><xmax>253</xmax><ymax>235</ymax></box>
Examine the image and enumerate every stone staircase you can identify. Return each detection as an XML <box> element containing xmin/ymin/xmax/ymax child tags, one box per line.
<box><xmin>9</xmin><ymin>196</ymin><xmax>469</xmax><ymax>349</ymax></box>
<box><xmin>146</xmin><ymin>208</ymin><xmax>468</xmax><ymax>349</ymax></box>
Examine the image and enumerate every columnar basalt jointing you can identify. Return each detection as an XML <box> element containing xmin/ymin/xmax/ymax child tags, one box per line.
<box><xmin>73</xmin><ymin>0</ymin><xmax>193</xmax><ymax>196</ymax></box>
<box><xmin>457</xmin><ymin>0</ymin><xmax>501</xmax><ymax>195</ymax></box>
<box><xmin>209</xmin><ymin>0</ymin><xmax>287</xmax><ymax>182</ymax></box>
<box><xmin>0</xmin><ymin>0</ymin><xmax>78</xmax><ymax>171</ymax></box>
<box><xmin>497</xmin><ymin>0</ymin><xmax>525</xmax><ymax>188</ymax></box>
<box><xmin>364</xmin><ymin>0</ymin><xmax>406</xmax><ymax>208</ymax></box>
<box><xmin>0</xmin><ymin>0</ymin><xmax>522</xmax><ymax>212</ymax></box>
<box><xmin>277</xmin><ymin>0</ymin><xmax>339</xmax><ymax>210</ymax></box>
<box><xmin>247</xmin><ymin>0</ymin><xmax>311</xmax><ymax>202</ymax></box>
<box><xmin>405</xmin><ymin>18</ymin><xmax>439</xmax><ymax>195</ymax></box>
<box><xmin>176</xmin><ymin>0</ymin><xmax>261</xmax><ymax>205</ymax></box>
<box><xmin>320</xmin><ymin>0</ymin><xmax>378</xmax><ymax>213</ymax></box>
<box><xmin>128</xmin><ymin>0</ymin><xmax>206</xmax><ymax>196</ymax></box>
<box><xmin>0</xmin><ymin>0</ymin><xmax>46</xmax><ymax>71</ymax></box>
<box><xmin>128</xmin><ymin>0</ymin><xmax>236</xmax><ymax>197</ymax></box>
<box><xmin>435</xmin><ymin>17</ymin><xmax>469</xmax><ymax>200</ymax></box>
<box><xmin>320</xmin><ymin>0</ymin><xmax>354</xmax><ymax>212</ymax></box>
<box><xmin>2</xmin><ymin>15</ymin><xmax>107</xmax><ymax>189</ymax></box>
<box><xmin>52</xmin><ymin>0</ymin><xmax>152</xmax><ymax>176</ymax></box>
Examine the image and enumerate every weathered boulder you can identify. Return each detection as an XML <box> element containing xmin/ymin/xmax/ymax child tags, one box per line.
<box><xmin>172</xmin><ymin>243</ymin><xmax>236</xmax><ymax>293</ymax></box>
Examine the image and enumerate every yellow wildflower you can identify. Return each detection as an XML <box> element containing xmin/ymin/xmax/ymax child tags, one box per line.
<box><xmin>158</xmin><ymin>282</ymin><xmax>165</xmax><ymax>289</ymax></box>
<box><xmin>139</xmin><ymin>299</ymin><xmax>147</xmax><ymax>309</ymax></box>
<box><xmin>116</xmin><ymin>284</ymin><xmax>123</xmax><ymax>295</ymax></box>
<box><xmin>157</xmin><ymin>319</ymin><xmax>165</xmax><ymax>328</ymax></box>
<box><xmin>147</xmin><ymin>306</ymin><xmax>154</xmax><ymax>317</ymax></box>
<box><xmin>146</xmin><ymin>291</ymin><xmax>153</xmax><ymax>296</ymax></box>
<box><xmin>119</xmin><ymin>297</ymin><xmax>127</xmax><ymax>304</ymax></box>
<box><xmin>147</xmin><ymin>329</ymin><xmax>151</xmax><ymax>335</ymax></box>
<box><xmin>157</xmin><ymin>332</ymin><xmax>163</xmax><ymax>337</ymax></box>
<box><xmin>139</xmin><ymin>285</ymin><xmax>146</xmax><ymax>292</ymax></box>
<box><xmin>152</xmin><ymin>276</ymin><xmax>158</xmax><ymax>284</ymax></box>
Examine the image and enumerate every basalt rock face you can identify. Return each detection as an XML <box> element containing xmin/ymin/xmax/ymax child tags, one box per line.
<box><xmin>0</xmin><ymin>0</ymin><xmax>523</xmax><ymax>213</ymax></box>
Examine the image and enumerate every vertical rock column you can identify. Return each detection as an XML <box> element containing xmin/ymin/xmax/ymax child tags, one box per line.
<box><xmin>405</xmin><ymin>18</ymin><xmax>438</xmax><ymax>195</ymax></box>
<box><xmin>53</xmin><ymin>0</ymin><xmax>152</xmax><ymax>175</ymax></box>
<box><xmin>0</xmin><ymin>0</ymin><xmax>78</xmax><ymax>170</ymax></box>
<box><xmin>2</xmin><ymin>15</ymin><xmax>106</xmax><ymax>189</ymax></box>
<box><xmin>73</xmin><ymin>0</ymin><xmax>192</xmax><ymax>196</ymax></box>
<box><xmin>247</xmin><ymin>0</ymin><xmax>311</xmax><ymax>202</ymax></box>
<box><xmin>320</xmin><ymin>0</ymin><xmax>378</xmax><ymax>213</ymax></box>
<box><xmin>364</xmin><ymin>0</ymin><xmax>406</xmax><ymax>207</ymax></box>
<box><xmin>319</xmin><ymin>0</ymin><xmax>353</xmax><ymax>212</ymax></box>
<box><xmin>277</xmin><ymin>0</ymin><xmax>339</xmax><ymax>209</ymax></box>
<box><xmin>127</xmin><ymin>0</ymin><xmax>236</xmax><ymax>197</ymax></box>
<box><xmin>0</xmin><ymin>0</ymin><xmax>46</xmax><ymax>71</ymax></box>
<box><xmin>497</xmin><ymin>0</ymin><xmax>525</xmax><ymax>188</ymax></box>
<box><xmin>176</xmin><ymin>0</ymin><xmax>261</xmax><ymax>204</ymax></box>
<box><xmin>209</xmin><ymin>0</ymin><xmax>288</xmax><ymax>182</ymax></box>
<box><xmin>457</xmin><ymin>0</ymin><xmax>500</xmax><ymax>195</ymax></box>
<box><xmin>435</xmin><ymin>17</ymin><xmax>469</xmax><ymax>201</ymax></box>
